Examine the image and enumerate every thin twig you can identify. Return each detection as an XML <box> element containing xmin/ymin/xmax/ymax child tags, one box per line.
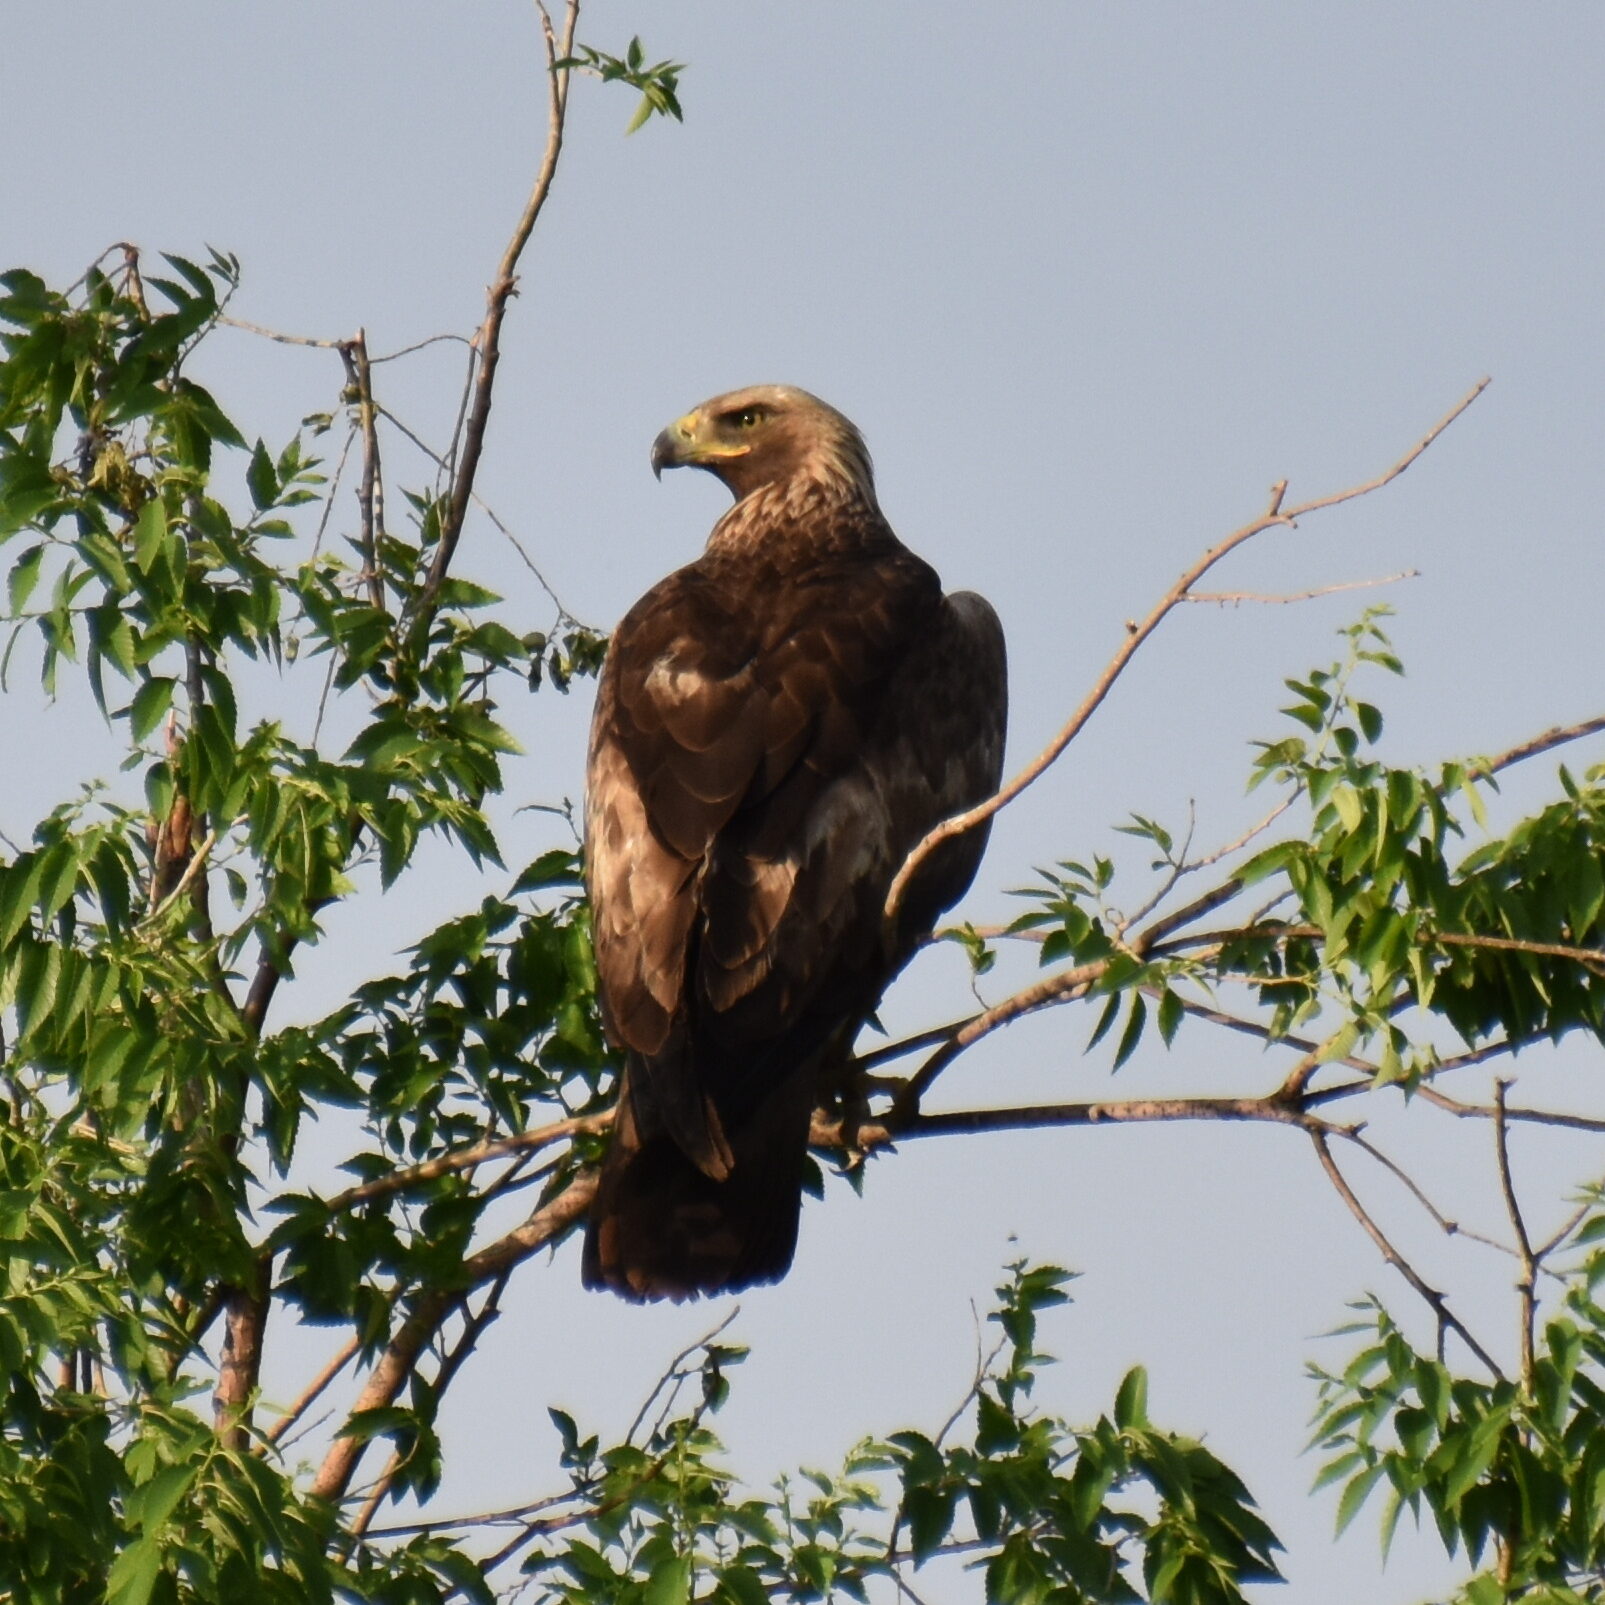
<box><xmin>888</xmin><ymin>961</ymin><xmax>1108</xmax><ymax>1120</ymax></box>
<box><xmin>414</xmin><ymin>0</ymin><xmax>579</xmax><ymax>624</ymax></box>
<box><xmin>374</xmin><ymin>401</ymin><xmax>581</xmax><ymax>623</ymax></box>
<box><xmin>625</xmin><ymin>1308</ymin><xmax>740</xmax><ymax>1447</ymax></box>
<box><xmin>264</xmin><ymin>1333</ymin><xmax>361</xmax><ymax>1448</ymax></box>
<box><xmin>325</xmin><ymin>1112</ymin><xmax>611</xmax><ymax>1213</ymax></box>
<box><xmin>884</xmin><ymin>380</ymin><xmax>1491</xmax><ymax>926</ymax></box>
<box><xmin>814</xmin><ymin>1093</ymin><xmax>1347</xmax><ymax>1153</ymax></box>
<box><xmin>1309</xmin><ymin>1132</ymin><xmax>1504</xmax><ymax>1380</ymax></box>
<box><xmin>220</xmin><ymin>314</ymin><xmax>342</xmax><ymax>349</ymax></box>
<box><xmin>1184</xmin><ymin>569</ymin><xmax>1419</xmax><ymax>606</ymax></box>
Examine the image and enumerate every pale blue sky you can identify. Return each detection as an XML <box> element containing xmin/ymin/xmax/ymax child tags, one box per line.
<box><xmin>5</xmin><ymin>5</ymin><xmax>1604</xmax><ymax>1600</ymax></box>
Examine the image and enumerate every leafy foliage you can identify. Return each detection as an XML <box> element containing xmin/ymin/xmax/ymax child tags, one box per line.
<box><xmin>520</xmin><ymin>1263</ymin><xmax>1282</xmax><ymax>1605</ymax></box>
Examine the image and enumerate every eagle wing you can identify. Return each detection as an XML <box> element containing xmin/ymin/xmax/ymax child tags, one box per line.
<box><xmin>583</xmin><ymin>544</ymin><xmax>1005</xmax><ymax>1297</ymax></box>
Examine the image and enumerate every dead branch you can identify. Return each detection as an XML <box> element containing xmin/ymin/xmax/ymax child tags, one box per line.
<box><xmin>1309</xmin><ymin>1132</ymin><xmax>1505</xmax><ymax>1381</ymax></box>
<box><xmin>219</xmin><ymin>314</ymin><xmax>342</xmax><ymax>349</ymax></box>
<box><xmin>884</xmin><ymin>379</ymin><xmax>1491</xmax><ymax>927</ymax></box>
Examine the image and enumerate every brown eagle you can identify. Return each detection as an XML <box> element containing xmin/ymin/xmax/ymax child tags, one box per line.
<box><xmin>582</xmin><ymin>386</ymin><xmax>1006</xmax><ymax>1300</ymax></box>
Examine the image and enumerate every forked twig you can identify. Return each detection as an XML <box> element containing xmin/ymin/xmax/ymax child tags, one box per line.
<box><xmin>884</xmin><ymin>379</ymin><xmax>1491</xmax><ymax>926</ymax></box>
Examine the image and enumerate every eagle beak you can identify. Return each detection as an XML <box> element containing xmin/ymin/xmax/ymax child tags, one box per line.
<box><xmin>651</xmin><ymin>413</ymin><xmax>699</xmax><ymax>480</ymax></box>
<box><xmin>650</xmin><ymin>428</ymin><xmax>680</xmax><ymax>480</ymax></box>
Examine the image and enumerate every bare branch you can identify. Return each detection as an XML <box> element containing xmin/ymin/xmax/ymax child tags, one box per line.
<box><xmin>1309</xmin><ymin>1132</ymin><xmax>1505</xmax><ymax>1380</ymax></box>
<box><xmin>414</xmin><ymin>0</ymin><xmax>580</xmax><ymax>623</ymax></box>
<box><xmin>352</xmin><ymin>1273</ymin><xmax>513</xmax><ymax>1536</ymax></box>
<box><xmin>219</xmin><ymin>314</ymin><xmax>342</xmax><ymax>349</ymax></box>
<box><xmin>815</xmin><ymin>1092</ymin><xmax>1345</xmax><ymax>1153</ymax></box>
<box><xmin>884</xmin><ymin>380</ymin><xmax>1491</xmax><ymax>926</ymax></box>
<box><xmin>325</xmin><ymin>1112</ymin><xmax>612</xmax><ymax>1213</ymax></box>
<box><xmin>1183</xmin><ymin>569</ymin><xmax>1419</xmax><ymax>606</ymax></box>
<box><xmin>264</xmin><ymin>1333</ymin><xmax>360</xmax><ymax>1449</ymax></box>
<box><xmin>1472</xmin><ymin>715</ymin><xmax>1605</xmax><ymax>780</ymax></box>
<box><xmin>888</xmin><ymin>961</ymin><xmax>1108</xmax><ymax>1121</ymax></box>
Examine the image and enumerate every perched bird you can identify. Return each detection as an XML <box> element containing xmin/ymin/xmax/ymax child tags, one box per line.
<box><xmin>582</xmin><ymin>385</ymin><xmax>1006</xmax><ymax>1300</ymax></box>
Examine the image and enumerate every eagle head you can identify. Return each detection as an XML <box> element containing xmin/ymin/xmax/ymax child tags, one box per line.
<box><xmin>650</xmin><ymin>384</ymin><xmax>875</xmax><ymax>503</ymax></box>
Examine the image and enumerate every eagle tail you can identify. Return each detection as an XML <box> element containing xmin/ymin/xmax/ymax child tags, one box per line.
<box><xmin>582</xmin><ymin>1062</ymin><xmax>814</xmax><ymax>1301</ymax></box>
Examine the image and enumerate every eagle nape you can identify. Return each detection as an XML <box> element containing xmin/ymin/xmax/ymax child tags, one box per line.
<box><xmin>581</xmin><ymin>385</ymin><xmax>1006</xmax><ymax>1301</ymax></box>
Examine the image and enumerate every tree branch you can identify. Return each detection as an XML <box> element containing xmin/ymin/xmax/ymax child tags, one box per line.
<box><xmin>1183</xmin><ymin>569</ymin><xmax>1419</xmax><ymax>606</ymax></box>
<box><xmin>311</xmin><ymin>1172</ymin><xmax>597</xmax><ymax>1503</ymax></box>
<box><xmin>1472</xmin><ymin>715</ymin><xmax>1605</xmax><ymax>780</ymax></box>
<box><xmin>413</xmin><ymin>0</ymin><xmax>579</xmax><ymax>624</ymax></box>
<box><xmin>1309</xmin><ymin>1131</ymin><xmax>1504</xmax><ymax>1380</ymax></box>
<box><xmin>883</xmin><ymin>380</ymin><xmax>1491</xmax><ymax>927</ymax></box>
<box><xmin>1492</xmin><ymin>1080</ymin><xmax>1538</xmax><ymax>1394</ymax></box>
<box><xmin>338</xmin><ymin>331</ymin><xmax>387</xmax><ymax>613</ymax></box>
<box><xmin>324</xmin><ymin>1111</ymin><xmax>612</xmax><ymax>1213</ymax></box>
<box><xmin>264</xmin><ymin>1333</ymin><xmax>360</xmax><ymax>1450</ymax></box>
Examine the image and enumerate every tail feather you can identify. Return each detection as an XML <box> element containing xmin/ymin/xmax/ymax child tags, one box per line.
<box><xmin>582</xmin><ymin>1063</ymin><xmax>815</xmax><ymax>1301</ymax></box>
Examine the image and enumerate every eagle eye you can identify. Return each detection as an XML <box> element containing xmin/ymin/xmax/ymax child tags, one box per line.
<box><xmin>726</xmin><ymin>406</ymin><xmax>765</xmax><ymax>430</ymax></box>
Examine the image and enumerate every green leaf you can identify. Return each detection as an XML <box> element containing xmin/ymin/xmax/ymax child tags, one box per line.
<box><xmin>1334</xmin><ymin>1459</ymin><xmax>1386</xmax><ymax>1536</ymax></box>
<box><xmin>247</xmin><ymin>438</ymin><xmax>277</xmax><ymax>509</ymax></box>
<box><xmin>106</xmin><ymin>1536</ymin><xmax>162</xmax><ymax>1605</ymax></box>
<box><xmin>1111</xmin><ymin>994</ymin><xmax>1147</xmax><ymax>1070</ymax></box>
<box><xmin>130</xmin><ymin>676</ymin><xmax>176</xmax><ymax>743</ymax></box>
<box><xmin>1114</xmin><ymin>1365</ymin><xmax>1149</xmax><ymax>1429</ymax></box>
<box><xmin>645</xmin><ymin>1555</ymin><xmax>691</xmax><ymax>1605</ymax></box>
<box><xmin>133</xmin><ymin>498</ymin><xmax>167</xmax><ymax>573</ymax></box>
<box><xmin>7</xmin><ymin>542</ymin><xmax>45</xmax><ymax>613</ymax></box>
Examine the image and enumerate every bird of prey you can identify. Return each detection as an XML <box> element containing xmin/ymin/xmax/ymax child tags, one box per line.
<box><xmin>582</xmin><ymin>385</ymin><xmax>1006</xmax><ymax>1300</ymax></box>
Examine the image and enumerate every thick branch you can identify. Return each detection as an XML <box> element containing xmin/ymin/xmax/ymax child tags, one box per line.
<box><xmin>213</xmin><ymin>1258</ymin><xmax>270</xmax><ymax>1449</ymax></box>
<box><xmin>1492</xmin><ymin>1081</ymin><xmax>1538</xmax><ymax>1393</ymax></box>
<box><xmin>883</xmin><ymin>380</ymin><xmax>1490</xmax><ymax>926</ymax></box>
<box><xmin>311</xmin><ymin>1172</ymin><xmax>596</xmax><ymax>1503</ymax></box>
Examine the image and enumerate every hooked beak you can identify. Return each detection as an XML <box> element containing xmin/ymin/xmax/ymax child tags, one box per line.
<box><xmin>650</xmin><ymin>424</ymin><xmax>686</xmax><ymax>480</ymax></box>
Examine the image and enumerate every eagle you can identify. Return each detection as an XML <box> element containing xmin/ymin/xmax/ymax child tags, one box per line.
<box><xmin>581</xmin><ymin>385</ymin><xmax>1006</xmax><ymax>1300</ymax></box>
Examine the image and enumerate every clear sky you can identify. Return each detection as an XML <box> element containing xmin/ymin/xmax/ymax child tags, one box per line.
<box><xmin>4</xmin><ymin>4</ymin><xmax>1604</xmax><ymax>1600</ymax></box>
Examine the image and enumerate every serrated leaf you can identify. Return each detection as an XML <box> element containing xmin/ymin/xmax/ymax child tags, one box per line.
<box><xmin>7</xmin><ymin>543</ymin><xmax>45</xmax><ymax>614</ymax></box>
<box><xmin>130</xmin><ymin>677</ymin><xmax>176</xmax><ymax>743</ymax></box>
